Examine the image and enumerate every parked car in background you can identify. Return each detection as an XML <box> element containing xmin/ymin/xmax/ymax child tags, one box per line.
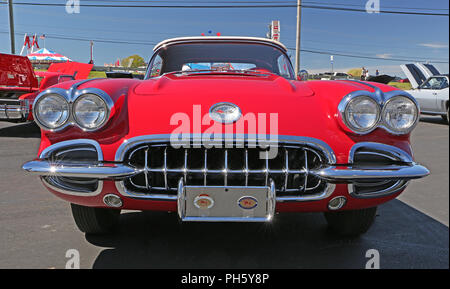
<box><xmin>320</xmin><ymin>72</ymin><xmax>351</xmax><ymax>80</ymax></box>
<box><xmin>23</xmin><ymin>37</ymin><xmax>429</xmax><ymax>237</ymax></box>
<box><xmin>401</xmin><ymin>63</ymin><xmax>449</xmax><ymax>123</ymax></box>
<box><xmin>0</xmin><ymin>53</ymin><xmax>92</xmax><ymax>122</ymax></box>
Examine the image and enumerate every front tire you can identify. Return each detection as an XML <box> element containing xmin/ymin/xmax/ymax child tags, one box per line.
<box><xmin>442</xmin><ymin>107</ymin><xmax>449</xmax><ymax>124</ymax></box>
<box><xmin>324</xmin><ymin>207</ymin><xmax>377</xmax><ymax>237</ymax></box>
<box><xmin>71</xmin><ymin>204</ymin><xmax>121</xmax><ymax>234</ymax></box>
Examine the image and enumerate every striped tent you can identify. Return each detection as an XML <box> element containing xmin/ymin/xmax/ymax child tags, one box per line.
<box><xmin>27</xmin><ymin>48</ymin><xmax>71</xmax><ymax>63</ymax></box>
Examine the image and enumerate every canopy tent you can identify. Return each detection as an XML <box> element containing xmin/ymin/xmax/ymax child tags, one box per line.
<box><xmin>27</xmin><ymin>48</ymin><xmax>71</xmax><ymax>63</ymax></box>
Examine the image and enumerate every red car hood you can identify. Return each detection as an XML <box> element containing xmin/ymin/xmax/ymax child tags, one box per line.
<box><xmin>126</xmin><ymin>74</ymin><xmax>367</xmax><ymax>138</ymax></box>
<box><xmin>0</xmin><ymin>53</ymin><xmax>38</xmax><ymax>91</ymax></box>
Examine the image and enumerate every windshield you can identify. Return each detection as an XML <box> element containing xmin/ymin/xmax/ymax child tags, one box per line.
<box><xmin>421</xmin><ymin>77</ymin><xmax>449</xmax><ymax>90</ymax></box>
<box><xmin>146</xmin><ymin>43</ymin><xmax>294</xmax><ymax>79</ymax></box>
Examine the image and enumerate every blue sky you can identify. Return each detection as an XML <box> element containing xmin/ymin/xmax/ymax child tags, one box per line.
<box><xmin>0</xmin><ymin>0</ymin><xmax>448</xmax><ymax>76</ymax></box>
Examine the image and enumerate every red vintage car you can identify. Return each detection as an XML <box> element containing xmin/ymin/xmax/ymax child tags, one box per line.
<box><xmin>22</xmin><ymin>37</ymin><xmax>429</xmax><ymax>236</ymax></box>
<box><xmin>0</xmin><ymin>53</ymin><xmax>92</xmax><ymax>122</ymax></box>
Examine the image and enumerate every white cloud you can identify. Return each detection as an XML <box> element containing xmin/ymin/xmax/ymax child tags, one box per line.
<box><xmin>376</xmin><ymin>54</ymin><xmax>392</xmax><ymax>59</ymax></box>
<box><xmin>419</xmin><ymin>43</ymin><xmax>449</xmax><ymax>49</ymax></box>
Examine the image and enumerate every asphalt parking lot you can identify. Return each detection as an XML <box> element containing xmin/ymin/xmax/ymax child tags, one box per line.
<box><xmin>0</xmin><ymin>117</ymin><xmax>448</xmax><ymax>269</ymax></box>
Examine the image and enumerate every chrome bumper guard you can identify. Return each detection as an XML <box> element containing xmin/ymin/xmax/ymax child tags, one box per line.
<box><xmin>22</xmin><ymin>159</ymin><xmax>429</xmax><ymax>183</ymax></box>
<box><xmin>0</xmin><ymin>99</ymin><xmax>29</xmax><ymax>121</ymax></box>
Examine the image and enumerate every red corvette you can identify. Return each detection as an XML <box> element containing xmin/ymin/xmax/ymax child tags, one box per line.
<box><xmin>0</xmin><ymin>53</ymin><xmax>92</xmax><ymax>122</ymax></box>
<box><xmin>22</xmin><ymin>37</ymin><xmax>429</xmax><ymax>236</ymax></box>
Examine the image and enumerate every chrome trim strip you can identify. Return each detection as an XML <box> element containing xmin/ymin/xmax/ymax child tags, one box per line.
<box><xmin>116</xmin><ymin>181</ymin><xmax>177</xmax><ymax>201</ymax></box>
<box><xmin>348</xmin><ymin>180</ymin><xmax>409</xmax><ymax>199</ymax></box>
<box><xmin>348</xmin><ymin>142</ymin><xmax>413</xmax><ymax>163</ymax></box>
<box><xmin>313</xmin><ymin>164</ymin><xmax>430</xmax><ymax>181</ymax></box>
<box><xmin>22</xmin><ymin>160</ymin><xmax>139</xmax><ymax>179</ymax></box>
<box><xmin>153</xmin><ymin>36</ymin><xmax>288</xmax><ymax>52</ymax></box>
<box><xmin>42</xmin><ymin>176</ymin><xmax>103</xmax><ymax>197</ymax></box>
<box><xmin>114</xmin><ymin>134</ymin><xmax>337</xmax><ymax>164</ymax></box>
<box><xmin>39</xmin><ymin>139</ymin><xmax>104</xmax><ymax>160</ymax></box>
<box><xmin>277</xmin><ymin>183</ymin><xmax>336</xmax><ymax>202</ymax></box>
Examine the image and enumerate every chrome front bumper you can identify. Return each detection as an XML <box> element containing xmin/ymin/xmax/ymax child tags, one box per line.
<box><xmin>22</xmin><ymin>159</ymin><xmax>429</xmax><ymax>183</ymax></box>
<box><xmin>22</xmin><ymin>138</ymin><xmax>430</xmax><ymax>202</ymax></box>
<box><xmin>0</xmin><ymin>99</ymin><xmax>29</xmax><ymax>121</ymax></box>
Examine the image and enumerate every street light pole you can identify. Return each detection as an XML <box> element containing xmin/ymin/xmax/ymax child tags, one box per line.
<box><xmin>295</xmin><ymin>0</ymin><xmax>302</xmax><ymax>77</ymax></box>
<box><xmin>90</xmin><ymin>41</ymin><xmax>94</xmax><ymax>64</ymax></box>
<box><xmin>8</xmin><ymin>0</ymin><xmax>16</xmax><ymax>54</ymax></box>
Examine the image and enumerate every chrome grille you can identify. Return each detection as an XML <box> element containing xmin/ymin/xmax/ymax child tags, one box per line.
<box><xmin>122</xmin><ymin>142</ymin><xmax>330</xmax><ymax>197</ymax></box>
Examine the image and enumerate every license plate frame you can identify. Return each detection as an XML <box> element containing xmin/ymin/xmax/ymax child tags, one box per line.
<box><xmin>177</xmin><ymin>179</ymin><xmax>276</xmax><ymax>222</ymax></box>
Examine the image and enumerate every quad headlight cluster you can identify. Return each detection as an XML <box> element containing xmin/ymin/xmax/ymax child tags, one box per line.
<box><xmin>33</xmin><ymin>88</ymin><xmax>112</xmax><ymax>132</ymax></box>
<box><xmin>339</xmin><ymin>91</ymin><xmax>419</xmax><ymax>135</ymax></box>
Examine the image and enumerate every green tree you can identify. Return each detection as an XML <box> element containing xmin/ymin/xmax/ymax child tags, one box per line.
<box><xmin>347</xmin><ymin>68</ymin><xmax>362</xmax><ymax>78</ymax></box>
<box><xmin>121</xmin><ymin>54</ymin><xmax>146</xmax><ymax>68</ymax></box>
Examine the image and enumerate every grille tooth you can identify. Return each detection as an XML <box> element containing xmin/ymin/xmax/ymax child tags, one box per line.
<box><xmin>124</xmin><ymin>142</ymin><xmax>327</xmax><ymax>196</ymax></box>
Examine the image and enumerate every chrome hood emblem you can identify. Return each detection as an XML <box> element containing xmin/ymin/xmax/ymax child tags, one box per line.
<box><xmin>209</xmin><ymin>102</ymin><xmax>242</xmax><ymax>124</ymax></box>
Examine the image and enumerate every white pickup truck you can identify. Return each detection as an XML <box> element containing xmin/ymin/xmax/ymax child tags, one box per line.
<box><xmin>401</xmin><ymin>63</ymin><xmax>449</xmax><ymax>123</ymax></box>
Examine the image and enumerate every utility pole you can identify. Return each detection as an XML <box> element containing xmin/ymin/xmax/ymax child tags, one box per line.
<box><xmin>295</xmin><ymin>0</ymin><xmax>302</xmax><ymax>77</ymax></box>
<box><xmin>90</xmin><ymin>41</ymin><xmax>94</xmax><ymax>64</ymax></box>
<box><xmin>8</xmin><ymin>0</ymin><xmax>15</xmax><ymax>54</ymax></box>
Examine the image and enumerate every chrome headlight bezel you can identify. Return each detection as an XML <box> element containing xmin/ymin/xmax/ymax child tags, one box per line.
<box><xmin>381</xmin><ymin>95</ymin><xmax>419</xmax><ymax>135</ymax></box>
<box><xmin>338</xmin><ymin>94</ymin><xmax>381</xmax><ymax>135</ymax></box>
<box><xmin>33</xmin><ymin>85</ymin><xmax>113</xmax><ymax>132</ymax></box>
<box><xmin>338</xmin><ymin>87</ymin><xmax>419</xmax><ymax>135</ymax></box>
<box><xmin>33</xmin><ymin>89</ymin><xmax>71</xmax><ymax>131</ymax></box>
<box><xmin>72</xmin><ymin>92</ymin><xmax>110</xmax><ymax>132</ymax></box>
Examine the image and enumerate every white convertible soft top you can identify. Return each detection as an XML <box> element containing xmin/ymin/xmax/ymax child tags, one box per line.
<box><xmin>153</xmin><ymin>36</ymin><xmax>288</xmax><ymax>52</ymax></box>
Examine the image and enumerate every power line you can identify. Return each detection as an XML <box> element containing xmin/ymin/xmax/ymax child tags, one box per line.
<box><xmin>1</xmin><ymin>30</ymin><xmax>447</xmax><ymax>64</ymax></box>
<box><xmin>302</xmin><ymin>1</ymin><xmax>449</xmax><ymax>11</ymax></box>
<box><xmin>291</xmin><ymin>48</ymin><xmax>449</xmax><ymax>63</ymax></box>
<box><xmin>27</xmin><ymin>0</ymin><xmax>450</xmax><ymax>11</ymax></box>
<box><xmin>12</xmin><ymin>22</ymin><xmax>448</xmax><ymax>59</ymax></box>
<box><xmin>0</xmin><ymin>1</ymin><xmax>448</xmax><ymax>16</ymax></box>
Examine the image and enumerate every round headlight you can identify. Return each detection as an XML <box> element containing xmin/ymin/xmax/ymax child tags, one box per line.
<box><xmin>73</xmin><ymin>93</ymin><xmax>109</xmax><ymax>130</ymax></box>
<box><xmin>344</xmin><ymin>96</ymin><xmax>380</xmax><ymax>133</ymax></box>
<box><xmin>382</xmin><ymin>96</ymin><xmax>418</xmax><ymax>134</ymax></box>
<box><xmin>35</xmin><ymin>94</ymin><xmax>69</xmax><ymax>130</ymax></box>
